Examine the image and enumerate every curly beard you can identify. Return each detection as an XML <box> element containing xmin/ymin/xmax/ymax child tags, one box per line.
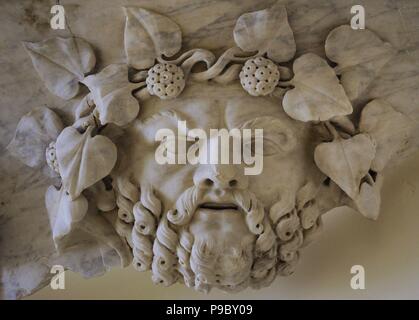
<box><xmin>187</xmin><ymin>216</ymin><xmax>256</xmax><ymax>292</ymax></box>
<box><xmin>129</xmin><ymin>184</ymin><xmax>277</xmax><ymax>293</ymax></box>
<box><xmin>127</xmin><ymin>179</ymin><xmax>324</xmax><ymax>293</ymax></box>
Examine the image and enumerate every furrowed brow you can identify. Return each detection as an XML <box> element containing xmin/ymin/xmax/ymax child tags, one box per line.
<box><xmin>140</xmin><ymin>109</ymin><xmax>186</xmax><ymax>127</ymax></box>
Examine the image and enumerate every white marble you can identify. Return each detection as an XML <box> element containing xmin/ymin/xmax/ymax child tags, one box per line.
<box><xmin>1</xmin><ymin>0</ymin><xmax>419</xmax><ymax>299</ymax></box>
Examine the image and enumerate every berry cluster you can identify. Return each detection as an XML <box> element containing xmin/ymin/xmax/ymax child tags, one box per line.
<box><xmin>146</xmin><ymin>63</ymin><xmax>186</xmax><ymax>100</ymax></box>
<box><xmin>239</xmin><ymin>57</ymin><xmax>280</xmax><ymax>96</ymax></box>
<box><xmin>46</xmin><ymin>141</ymin><xmax>59</xmax><ymax>174</ymax></box>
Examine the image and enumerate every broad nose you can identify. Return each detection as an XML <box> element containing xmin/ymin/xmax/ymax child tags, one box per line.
<box><xmin>194</xmin><ymin>164</ymin><xmax>248</xmax><ymax>190</ymax></box>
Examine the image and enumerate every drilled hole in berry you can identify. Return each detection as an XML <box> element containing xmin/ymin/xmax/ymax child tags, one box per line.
<box><xmin>204</xmin><ymin>178</ymin><xmax>213</xmax><ymax>186</ymax></box>
<box><xmin>229</xmin><ymin>180</ymin><xmax>238</xmax><ymax>187</ymax></box>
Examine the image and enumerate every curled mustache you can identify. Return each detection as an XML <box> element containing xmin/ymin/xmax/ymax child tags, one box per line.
<box><xmin>166</xmin><ymin>185</ymin><xmax>265</xmax><ymax>237</ymax></box>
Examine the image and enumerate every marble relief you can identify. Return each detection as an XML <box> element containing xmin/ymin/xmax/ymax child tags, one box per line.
<box><xmin>2</xmin><ymin>1</ymin><xmax>419</xmax><ymax>298</ymax></box>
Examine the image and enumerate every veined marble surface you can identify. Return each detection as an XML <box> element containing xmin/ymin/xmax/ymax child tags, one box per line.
<box><xmin>1</xmin><ymin>0</ymin><xmax>419</xmax><ymax>299</ymax></box>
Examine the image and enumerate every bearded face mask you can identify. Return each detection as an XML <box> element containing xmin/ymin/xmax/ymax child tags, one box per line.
<box><xmin>6</xmin><ymin>1</ymin><xmax>419</xmax><ymax>297</ymax></box>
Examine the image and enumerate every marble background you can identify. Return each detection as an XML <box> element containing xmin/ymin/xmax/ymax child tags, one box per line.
<box><xmin>1</xmin><ymin>0</ymin><xmax>419</xmax><ymax>299</ymax></box>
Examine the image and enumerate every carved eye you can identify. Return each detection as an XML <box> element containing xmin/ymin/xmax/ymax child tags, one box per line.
<box><xmin>243</xmin><ymin>135</ymin><xmax>281</xmax><ymax>157</ymax></box>
<box><xmin>157</xmin><ymin>135</ymin><xmax>196</xmax><ymax>160</ymax></box>
<box><xmin>240</xmin><ymin>116</ymin><xmax>297</xmax><ymax>157</ymax></box>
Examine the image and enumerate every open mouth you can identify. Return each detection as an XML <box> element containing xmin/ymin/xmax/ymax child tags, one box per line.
<box><xmin>199</xmin><ymin>203</ymin><xmax>238</xmax><ymax>210</ymax></box>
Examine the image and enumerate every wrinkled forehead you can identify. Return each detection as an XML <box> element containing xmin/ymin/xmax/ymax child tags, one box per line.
<box><xmin>137</xmin><ymin>82</ymin><xmax>300</xmax><ymax>131</ymax></box>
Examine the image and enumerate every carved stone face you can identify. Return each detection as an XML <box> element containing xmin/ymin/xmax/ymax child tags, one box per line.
<box><xmin>122</xmin><ymin>82</ymin><xmax>318</xmax><ymax>209</ymax></box>
<box><xmin>116</xmin><ymin>82</ymin><xmax>322</xmax><ymax>292</ymax></box>
<box><xmin>7</xmin><ymin>1</ymin><xmax>417</xmax><ymax>299</ymax></box>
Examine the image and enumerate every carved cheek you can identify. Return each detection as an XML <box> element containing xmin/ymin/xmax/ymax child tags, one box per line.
<box><xmin>152</xmin><ymin>164</ymin><xmax>196</xmax><ymax>200</ymax></box>
<box><xmin>248</xmin><ymin>156</ymin><xmax>301</xmax><ymax>206</ymax></box>
<box><xmin>248</xmin><ymin>176</ymin><xmax>277</xmax><ymax>206</ymax></box>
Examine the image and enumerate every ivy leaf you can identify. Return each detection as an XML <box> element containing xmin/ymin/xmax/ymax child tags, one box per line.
<box><xmin>314</xmin><ymin>134</ymin><xmax>376</xmax><ymax>199</ymax></box>
<box><xmin>351</xmin><ymin>173</ymin><xmax>384</xmax><ymax>220</ymax></box>
<box><xmin>325</xmin><ymin>26</ymin><xmax>397</xmax><ymax>101</ymax></box>
<box><xmin>283</xmin><ymin>53</ymin><xmax>353</xmax><ymax>122</ymax></box>
<box><xmin>87</xmin><ymin>181</ymin><xmax>116</xmax><ymax>212</ymax></box>
<box><xmin>82</xmin><ymin>64</ymin><xmax>139</xmax><ymax>126</ymax></box>
<box><xmin>45</xmin><ymin>186</ymin><xmax>88</xmax><ymax>249</ymax></box>
<box><xmin>359</xmin><ymin>99</ymin><xmax>415</xmax><ymax>172</ymax></box>
<box><xmin>56</xmin><ymin>126</ymin><xmax>117</xmax><ymax>200</ymax></box>
<box><xmin>123</xmin><ymin>6</ymin><xmax>182</xmax><ymax>69</ymax></box>
<box><xmin>233</xmin><ymin>3</ymin><xmax>295</xmax><ymax>63</ymax></box>
<box><xmin>23</xmin><ymin>37</ymin><xmax>96</xmax><ymax>100</ymax></box>
<box><xmin>7</xmin><ymin>106</ymin><xmax>63</xmax><ymax>168</ymax></box>
<box><xmin>78</xmin><ymin>210</ymin><xmax>132</xmax><ymax>267</ymax></box>
<box><xmin>74</xmin><ymin>94</ymin><xmax>95</xmax><ymax>120</ymax></box>
<box><xmin>46</xmin><ymin>185</ymin><xmax>130</xmax><ymax>266</ymax></box>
